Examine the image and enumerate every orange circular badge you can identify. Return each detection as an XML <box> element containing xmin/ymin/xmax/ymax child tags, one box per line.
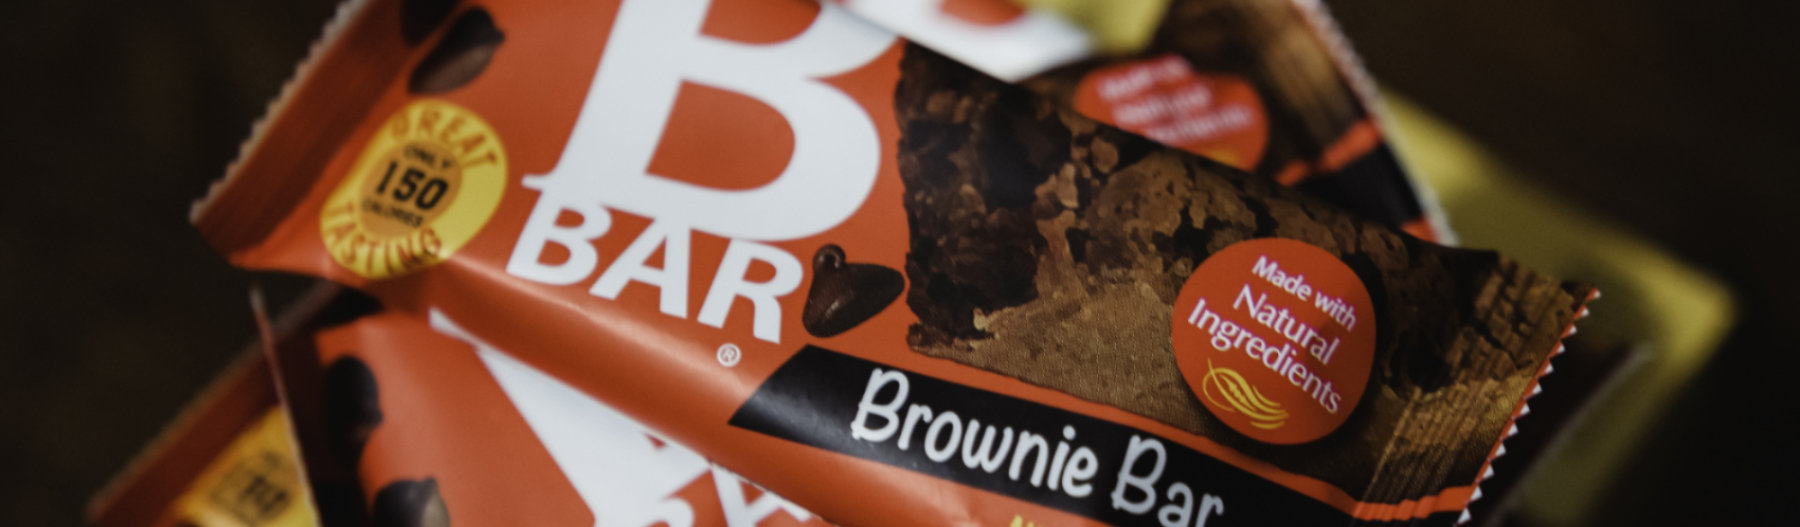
<box><xmin>1072</xmin><ymin>55</ymin><xmax>1268</xmax><ymax>171</ymax></box>
<box><xmin>1171</xmin><ymin>239</ymin><xmax>1375</xmax><ymax>444</ymax></box>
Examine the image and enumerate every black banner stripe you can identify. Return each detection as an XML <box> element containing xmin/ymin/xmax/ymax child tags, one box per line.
<box><xmin>728</xmin><ymin>346</ymin><xmax>1428</xmax><ymax>526</ymax></box>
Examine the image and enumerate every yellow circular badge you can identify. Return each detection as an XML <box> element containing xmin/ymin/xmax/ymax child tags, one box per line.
<box><xmin>319</xmin><ymin>99</ymin><xmax>506</xmax><ymax>279</ymax></box>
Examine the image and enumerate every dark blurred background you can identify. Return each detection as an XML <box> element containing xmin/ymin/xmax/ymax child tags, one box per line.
<box><xmin>1</xmin><ymin>0</ymin><xmax>1795</xmax><ymax>525</ymax></box>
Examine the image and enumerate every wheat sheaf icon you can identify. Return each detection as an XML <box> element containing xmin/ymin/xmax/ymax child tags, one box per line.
<box><xmin>1201</xmin><ymin>359</ymin><xmax>1288</xmax><ymax>430</ymax></box>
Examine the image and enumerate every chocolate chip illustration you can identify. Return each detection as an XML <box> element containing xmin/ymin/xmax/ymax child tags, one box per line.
<box><xmin>373</xmin><ymin>478</ymin><xmax>450</xmax><ymax>527</ymax></box>
<box><xmin>322</xmin><ymin>356</ymin><xmax>383</xmax><ymax>464</ymax></box>
<box><xmin>407</xmin><ymin>8</ymin><xmax>504</xmax><ymax>94</ymax></box>
<box><xmin>401</xmin><ymin>0</ymin><xmax>462</xmax><ymax>45</ymax></box>
<box><xmin>802</xmin><ymin>244</ymin><xmax>905</xmax><ymax>337</ymax></box>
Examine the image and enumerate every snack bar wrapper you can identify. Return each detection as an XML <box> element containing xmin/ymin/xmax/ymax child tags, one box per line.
<box><xmin>260</xmin><ymin>286</ymin><xmax>828</xmax><ymax>527</ymax></box>
<box><xmin>836</xmin><ymin>0</ymin><xmax>1443</xmax><ymax>240</ymax></box>
<box><xmin>194</xmin><ymin>0</ymin><xmax>1593</xmax><ymax>524</ymax></box>
<box><xmin>88</xmin><ymin>350</ymin><xmax>317</xmax><ymax>527</ymax></box>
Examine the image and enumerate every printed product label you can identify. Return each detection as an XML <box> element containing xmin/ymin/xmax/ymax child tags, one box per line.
<box><xmin>1172</xmin><ymin>239</ymin><xmax>1375</xmax><ymax>444</ymax></box>
<box><xmin>1072</xmin><ymin>55</ymin><xmax>1268</xmax><ymax>171</ymax></box>
<box><xmin>169</xmin><ymin>409</ymin><xmax>315</xmax><ymax>527</ymax></box>
<box><xmin>321</xmin><ymin>99</ymin><xmax>507</xmax><ymax>278</ymax></box>
<box><xmin>730</xmin><ymin>346</ymin><xmax>1356</xmax><ymax>525</ymax></box>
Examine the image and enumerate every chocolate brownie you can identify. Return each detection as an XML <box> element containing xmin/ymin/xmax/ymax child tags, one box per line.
<box><xmin>895</xmin><ymin>44</ymin><xmax>1586</xmax><ymax>501</ymax></box>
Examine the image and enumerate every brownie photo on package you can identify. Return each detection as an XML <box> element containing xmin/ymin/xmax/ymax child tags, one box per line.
<box><xmin>1024</xmin><ymin>0</ymin><xmax>1431</xmax><ymax>235</ymax></box>
<box><xmin>895</xmin><ymin>44</ymin><xmax>1584</xmax><ymax>503</ymax></box>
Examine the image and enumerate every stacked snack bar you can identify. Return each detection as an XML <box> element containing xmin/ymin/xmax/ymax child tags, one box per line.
<box><xmin>90</xmin><ymin>284</ymin><xmax>830</xmax><ymax>527</ymax></box>
<box><xmin>840</xmin><ymin>0</ymin><xmax>1447</xmax><ymax>240</ymax></box>
<box><xmin>88</xmin><ymin>349</ymin><xmax>315</xmax><ymax>527</ymax></box>
<box><xmin>99</xmin><ymin>0</ymin><xmax>1596</xmax><ymax>526</ymax></box>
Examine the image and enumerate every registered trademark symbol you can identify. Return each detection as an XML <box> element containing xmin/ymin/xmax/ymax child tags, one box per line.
<box><xmin>717</xmin><ymin>343</ymin><xmax>742</xmax><ymax>367</ymax></box>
